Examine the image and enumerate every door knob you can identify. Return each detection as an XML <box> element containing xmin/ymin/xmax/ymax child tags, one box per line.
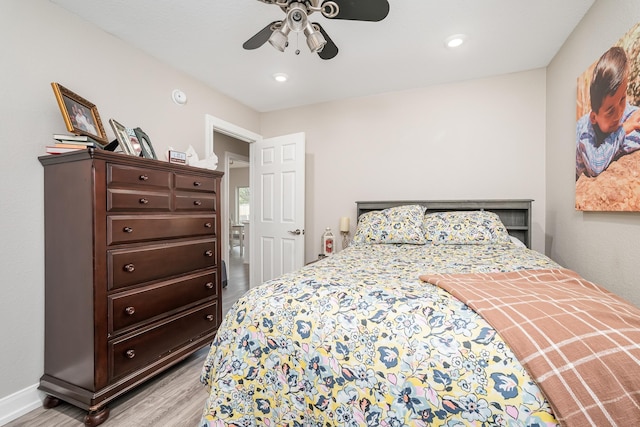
<box><xmin>288</xmin><ymin>229</ymin><xmax>303</xmax><ymax>235</ymax></box>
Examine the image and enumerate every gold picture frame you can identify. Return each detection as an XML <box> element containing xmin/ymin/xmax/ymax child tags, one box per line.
<box><xmin>51</xmin><ymin>82</ymin><xmax>108</xmax><ymax>145</ymax></box>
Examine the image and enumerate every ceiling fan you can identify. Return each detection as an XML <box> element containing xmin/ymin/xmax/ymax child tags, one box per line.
<box><xmin>243</xmin><ymin>0</ymin><xmax>390</xmax><ymax>60</ymax></box>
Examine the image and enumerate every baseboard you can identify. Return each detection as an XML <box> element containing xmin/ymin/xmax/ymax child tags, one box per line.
<box><xmin>0</xmin><ymin>384</ymin><xmax>43</xmax><ymax>426</ymax></box>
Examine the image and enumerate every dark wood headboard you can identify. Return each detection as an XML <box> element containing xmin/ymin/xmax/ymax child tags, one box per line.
<box><xmin>356</xmin><ymin>199</ymin><xmax>533</xmax><ymax>248</ymax></box>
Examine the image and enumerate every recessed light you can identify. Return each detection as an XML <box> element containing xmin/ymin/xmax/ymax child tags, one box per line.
<box><xmin>445</xmin><ymin>34</ymin><xmax>466</xmax><ymax>48</ymax></box>
<box><xmin>273</xmin><ymin>73</ymin><xmax>289</xmax><ymax>82</ymax></box>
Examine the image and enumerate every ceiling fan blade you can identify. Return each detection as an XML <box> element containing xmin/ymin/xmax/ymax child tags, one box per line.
<box><xmin>324</xmin><ymin>0</ymin><xmax>389</xmax><ymax>21</ymax></box>
<box><xmin>314</xmin><ymin>23</ymin><xmax>338</xmax><ymax>60</ymax></box>
<box><xmin>243</xmin><ymin>21</ymin><xmax>279</xmax><ymax>50</ymax></box>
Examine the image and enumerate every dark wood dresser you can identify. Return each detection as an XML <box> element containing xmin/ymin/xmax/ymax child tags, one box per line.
<box><xmin>38</xmin><ymin>149</ymin><xmax>223</xmax><ymax>426</ymax></box>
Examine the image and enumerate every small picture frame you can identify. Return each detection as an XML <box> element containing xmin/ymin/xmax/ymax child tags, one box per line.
<box><xmin>51</xmin><ymin>82</ymin><xmax>108</xmax><ymax>145</ymax></box>
<box><xmin>133</xmin><ymin>128</ymin><xmax>157</xmax><ymax>159</ymax></box>
<box><xmin>126</xmin><ymin>128</ymin><xmax>143</xmax><ymax>156</ymax></box>
<box><xmin>168</xmin><ymin>150</ymin><xmax>187</xmax><ymax>164</ymax></box>
<box><xmin>109</xmin><ymin>119</ymin><xmax>137</xmax><ymax>156</ymax></box>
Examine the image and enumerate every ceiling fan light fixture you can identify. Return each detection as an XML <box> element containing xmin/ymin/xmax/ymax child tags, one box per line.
<box><xmin>304</xmin><ymin>23</ymin><xmax>326</xmax><ymax>53</ymax></box>
<box><xmin>268</xmin><ymin>23</ymin><xmax>290</xmax><ymax>52</ymax></box>
<box><xmin>445</xmin><ymin>34</ymin><xmax>466</xmax><ymax>48</ymax></box>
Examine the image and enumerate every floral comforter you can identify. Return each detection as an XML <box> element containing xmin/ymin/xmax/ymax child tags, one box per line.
<box><xmin>200</xmin><ymin>243</ymin><xmax>562</xmax><ymax>426</ymax></box>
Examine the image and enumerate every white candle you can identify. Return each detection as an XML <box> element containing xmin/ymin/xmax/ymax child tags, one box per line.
<box><xmin>339</xmin><ymin>216</ymin><xmax>350</xmax><ymax>232</ymax></box>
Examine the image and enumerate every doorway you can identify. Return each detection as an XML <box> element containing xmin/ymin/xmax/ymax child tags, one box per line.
<box><xmin>204</xmin><ymin>115</ymin><xmax>259</xmax><ymax>289</ymax></box>
<box><xmin>204</xmin><ymin>115</ymin><xmax>306</xmax><ymax>288</ymax></box>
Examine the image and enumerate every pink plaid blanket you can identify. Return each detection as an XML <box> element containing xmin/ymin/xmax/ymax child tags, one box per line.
<box><xmin>419</xmin><ymin>268</ymin><xmax>640</xmax><ymax>427</ymax></box>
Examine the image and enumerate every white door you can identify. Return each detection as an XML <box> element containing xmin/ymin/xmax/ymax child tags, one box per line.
<box><xmin>250</xmin><ymin>132</ymin><xmax>305</xmax><ymax>287</ymax></box>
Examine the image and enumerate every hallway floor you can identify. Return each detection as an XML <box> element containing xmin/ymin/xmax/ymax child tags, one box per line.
<box><xmin>222</xmin><ymin>246</ymin><xmax>250</xmax><ymax>315</ymax></box>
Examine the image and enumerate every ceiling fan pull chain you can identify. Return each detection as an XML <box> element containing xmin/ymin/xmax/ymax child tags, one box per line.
<box><xmin>295</xmin><ymin>32</ymin><xmax>301</xmax><ymax>55</ymax></box>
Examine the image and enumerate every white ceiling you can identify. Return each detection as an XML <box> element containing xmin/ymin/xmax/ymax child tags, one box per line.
<box><xmin>50</xmin><ymin>0</ymin><xmax>595</xmax><ymax>113</ymax></box>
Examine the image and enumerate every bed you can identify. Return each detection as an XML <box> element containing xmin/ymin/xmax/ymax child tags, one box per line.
<box><xmin>199</xmin><ymin>200</ymin><xmax>640</xmax><ymax>426</ymax></box>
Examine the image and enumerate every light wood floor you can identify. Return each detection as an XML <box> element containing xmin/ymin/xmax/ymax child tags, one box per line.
<box><xmin>7</xmin><ymin>250</ymin><xmax>250</xmax><ymax>427</ymax></box>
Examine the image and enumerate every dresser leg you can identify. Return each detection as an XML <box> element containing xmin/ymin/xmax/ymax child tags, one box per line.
<box><xmin>83</xmin><ymin>407</ymin><xmax>110</xmax><ymax>427</ymax></box>
<box><xmin>42</xmin><ymin>395</ymin><xmax>61</xmax><ymax>409</ymax></box>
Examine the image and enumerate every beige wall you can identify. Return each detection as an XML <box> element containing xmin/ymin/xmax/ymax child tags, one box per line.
<box><xmin>546</xmin><ymin>0</ymin><xmax>640</xmax><ymax>307</ymax></box>
<box><xmin>211</xmin><ymin>132</ymin><xmax>250</xmax><ymax>226</ymax></box>
<box><xmin>0</xmin><ymin>0</ymin><xmax>259</xmax><ymax>409</ymax></box>
<box><xmin>260</xmin><ymin>69</ymin><xmax>548</xmax><ymax>261</ymax></box>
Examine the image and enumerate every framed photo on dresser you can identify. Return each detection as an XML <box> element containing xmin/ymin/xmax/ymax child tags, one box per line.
<box><xmin>51</xmin><ymin>82</ymin><xmax>108</xmax><ymax>145</ymax></box>
<box><xmin>109</xmin><ymin>119</ymin><xmax>138</xmax><ymax>156</ymax></box>
<box><xmin>133</xmin><ymin>127</ymin><xmax>157</xmax><ymax>159</ymax></box>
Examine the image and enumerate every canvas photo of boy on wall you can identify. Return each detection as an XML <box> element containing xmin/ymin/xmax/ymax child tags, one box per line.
<box><xmin>575</xmin><ymin>22</ymin><xmax>640</xmax><ymax>211</ymax></box>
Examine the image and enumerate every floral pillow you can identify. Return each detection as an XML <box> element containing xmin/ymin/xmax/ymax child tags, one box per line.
<box><xmin>423</xmin><ymin>210</ymin><xmax>512</xmax><ymax>245</ymax></box>
<box><xmin>352</xmin><ymin>204</ymin><xmax>427</xmax><ymax>245</ymax></box>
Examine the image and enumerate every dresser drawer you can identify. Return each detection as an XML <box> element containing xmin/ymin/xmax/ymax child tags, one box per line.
<box><xmin>175</xmin><ymin>173</ymin><xmax>216</xmax><ymax>192</ymax></box>
<box><xmin>109</xmin><ymin>240</ymin><xmax>217</xmax><ymax>289</ymax></box>
<box><xmin>107</xmin><ymin>215</ymin><xmax>216</xmax><ymax>245</ymax></box>
<box><xmin>109</xmin><ymin>302</ymin><xmax>218</xmax><ymax>381</ymax></box>
<box><xmin>108</xmin><ymin>164</ymin><xmax>171</xmax><ymax>189</ymax></box>
<box><xmin>175</xmin><ymin>193</ymin><xmax>217</xmax><ymax>211</ymax></box>
<box><xmin>109</xmin><ymin>270</ymin><xmax>217</xmax><ymax>333</ymax></box>
<box><xmin>107</xmin><ymin>189</ymin><xmax>171</xmax><ymax>212</ymax></box>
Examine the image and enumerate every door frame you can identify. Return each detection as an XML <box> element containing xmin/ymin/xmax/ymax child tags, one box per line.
<box><xmin>204</xmin><ymin>115</ymin><xmax>261</xmax><ymax>285</ymax></box>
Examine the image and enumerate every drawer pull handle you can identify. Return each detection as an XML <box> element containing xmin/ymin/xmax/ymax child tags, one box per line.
<box><xmin>139</xmin><ymin>175</ymin><xmax>149</xmax><ymax>181</ymax></box>
<box><xmin>204</xmin><ymin>222</ymin><xmax>212</xmax><ymax>228</ymax></box>
<box><xmin>205</xmin><ymin>282</ymin><xmax>214</xmax><ymax>289</ymax></box>
<box><xmin>123</xmin><ymin>264</ymin><xmax>135</xmax><ymax>273</ymax></box>
<box><xmin>125</xmin><ymin>306</ymin><xmax>136</xmax><ymax>315</ymax></box>
<box><xmin>193</xmin><ymin>200</ymin><xmax>202</xmax><ymax>206</ymax></box>
<box><xmin>123</xmin><ymin>227</ymin><xmax>133</xmax><ymax>233</ymax></box>
<box><xmin>193</xmin><ymin>181</ymin><xmax>202</xmax><ymax>187</ymax></box>
<box><xmin>139</xmin><ymin>198</ymin><xmax>149</xmax><ymax>205</ymax></box>
<box><xmin>125</xmin><ymin>349</ymin><xmax>136</xmax><ymax>359</ymax></box>
<box><xmin>205</xmin><ymin>314</ymin><xmax>214</xmax><ymax>322</ymax></box>
<box><xmin>204</xmin><ymin>250</ymin><xmax>213</xmax><ymax>257</ymax></box>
